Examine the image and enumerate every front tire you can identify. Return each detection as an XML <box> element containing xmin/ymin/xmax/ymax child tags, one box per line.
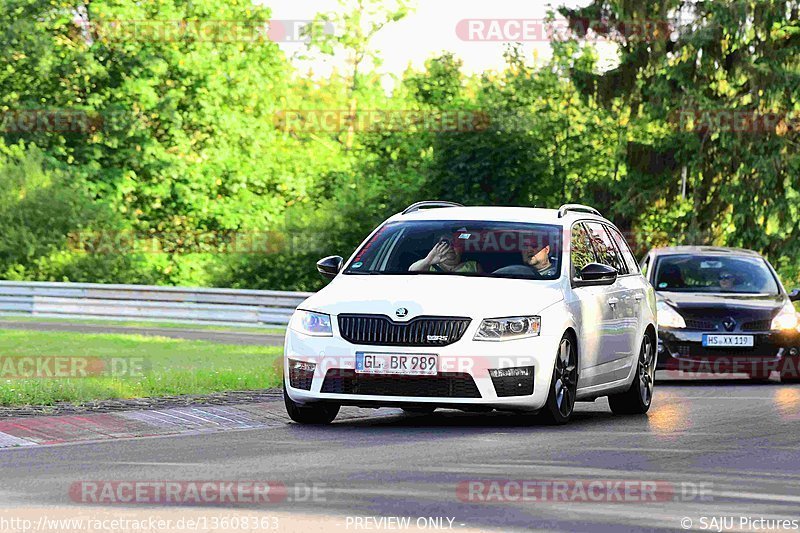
<box><xmin>609</xmin><ymin>333</ymin><xmax>656</xmax><ymax>415</ymax></box>
<box><xmin>537</xmin><ymin>333</ymin><xmax>578</xmax><ymax>425</ymax></box>
<box><xmin>284</xmin><ymin>383</ymin><xmax>339</xmax><ymax>424</ymax></box>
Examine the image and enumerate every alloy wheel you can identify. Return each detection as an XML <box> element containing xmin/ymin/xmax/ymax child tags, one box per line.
<box><xmin>554</xmin><ymin>337</ymin><xmax>578</xmax><ymax>417</ymax></box>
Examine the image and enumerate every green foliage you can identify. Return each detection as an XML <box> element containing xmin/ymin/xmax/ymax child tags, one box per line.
<box><xmin>1</xmin><ymin>0</ymin><xmax>799</xmax><ymax>291</ymax></box>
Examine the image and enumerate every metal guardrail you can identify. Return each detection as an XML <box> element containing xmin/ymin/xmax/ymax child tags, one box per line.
<box><xmin>0</xmin><ymin>281</ymin><xmax>313</xmax><ymax>327</ymax></box>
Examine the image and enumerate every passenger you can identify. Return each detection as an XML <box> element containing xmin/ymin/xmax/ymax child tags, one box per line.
<box><xmin>409</xmin><ymin>236</ymin><xmax>479</xmax><ymax>273</ymax></box>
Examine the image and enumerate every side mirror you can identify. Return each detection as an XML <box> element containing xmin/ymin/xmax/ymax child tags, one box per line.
<box><xmin>789</xmin><ymin>289</ymin><xmax>800</xmax><ymax>302</ymax></box>
<box><xmin>316</xmin><ymin>255</ymin><xmax>343</xmax><ymax>281</ymax></box>
<box><xmin>574</xmin><ymin>263</ymin><xmax>618</xmax><ymax>287</ymax></box>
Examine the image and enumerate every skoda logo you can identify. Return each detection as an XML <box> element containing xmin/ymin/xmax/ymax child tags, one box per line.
<box><xmin>723</xmin><ymin>317</ymin><xmax>736</xmax><ymax>332</ymax></box>
<box><xmin>395</xmin><ymin>307</ymin><xmax>409</xmax><ymax>318</ymax></box>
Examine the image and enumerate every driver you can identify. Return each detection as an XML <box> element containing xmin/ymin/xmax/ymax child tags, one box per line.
<box><xmin>409</xmin><ymin>235</ymin><xmax>479</xmax><ymax>273</ymax></box>
<box><xmin>718</xmin><ymin>270</ymin><xmax>737</xmax><ymax>291</ymax></box>
<box><xmin>522</xmin><ymin>244</ymin><xmax>557</xmax><ymax>277</ymax></box>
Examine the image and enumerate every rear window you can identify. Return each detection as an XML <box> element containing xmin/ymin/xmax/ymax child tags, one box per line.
<box><xmin>653</xmin><ymin>254</ymin><xmax>779</xmax><ymax>294</ymax></box>
<box><xmin>344</xmin><ymin>220</ymin><xmax>563</xmax><ymax>280</ymax></box>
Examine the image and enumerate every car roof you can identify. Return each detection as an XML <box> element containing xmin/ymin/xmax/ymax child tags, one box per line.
<box><xmin>649</xmin><ymin>245</ymin><xmax>762</xmax><ymax>258</ymax></box>
<box><xmin>387</xmin><ymin>206</ymin><xmax>611</xmax><ymax>225</ymax></box>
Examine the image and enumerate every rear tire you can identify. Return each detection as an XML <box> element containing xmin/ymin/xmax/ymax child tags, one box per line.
<box><xmin>609</xmin><ymin>333</ymin><xmax>656</xmax><ymax>415</ymax></box>
<box><xmin>284</xmin><ymin>383</ymin><xmax>339</xmax><ymax>424</ymax></box>
<box><xmin>537</xmin><ymin>333</ymin><xmax>578</xmax><ymax>425</ymax></box>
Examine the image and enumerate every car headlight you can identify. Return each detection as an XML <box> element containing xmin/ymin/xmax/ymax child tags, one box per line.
<box><xmin>657</xmin><ymin>300</ymin><xmax>686</xmax><ymax>329</ymax></box>
<box><xmin>771</xmin><ymin>302</ymin><xmax>799</xmax><ymax>331</ymax></box>
<box><xmin>289</xmin><ymin>310</ymin><xmax>333</xmax><ymax>336</ymax></box>
<box><xmin>474</xmin><ymin>316</ymin><xmax>541</xmax><ymax>341</ymax></box>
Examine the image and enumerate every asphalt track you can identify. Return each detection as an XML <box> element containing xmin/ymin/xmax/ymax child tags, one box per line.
<box><xmin>2</xmin><ymin>377</ymin><xmax>799</xmax><ymax>532</ymax></box>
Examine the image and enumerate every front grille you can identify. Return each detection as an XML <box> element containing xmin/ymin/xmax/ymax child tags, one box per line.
<box><xmin>338</xmin><ymin>314</ymin><xmax>471</xmax><ymax>346</ymax></box>
<box><xmin>684</xmin><ymin>319</ymin><xmax>718</xmax><ymax>331</ymax></box>
<box><xmin>742</xmin><ymin>319</ymin><xmax>772</xmax><ymax>332</ymax></box>
<box><xmin>320</xmin><ymin>369</ymin><xmax>481</xmax><ymax>398</ymax></box>
<box><xmin>669</xmin><ymin>342</ymin><xmax>777</xmax><ymax>359</ymax></box>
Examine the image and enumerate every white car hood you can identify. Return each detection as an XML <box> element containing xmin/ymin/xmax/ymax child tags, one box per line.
<box><xmin>299</xmin><ymin>274</ymin><xmax>565</xmax><ymax>320</ymax></box>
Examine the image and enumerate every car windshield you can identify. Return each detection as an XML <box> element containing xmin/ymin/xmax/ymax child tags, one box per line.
<box><xmin>653</xmin><ymin>254</ymin><xmax>779</xmax><ymax>294</ymax></box>
<box><xmin>344</xmin><ymin>220</ymin><xmax>563</xmax><ymax>280</ymax></box>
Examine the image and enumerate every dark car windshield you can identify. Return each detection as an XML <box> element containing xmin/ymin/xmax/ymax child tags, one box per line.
<box><xmin>653</xmin><ymin>254</ymin><xmax>779</xmax><ymax>294</ymax></box>
<box><xmin>344</xmin><ymin>220</ymin><xmax>563</xmax><ymax>280</ymax></box>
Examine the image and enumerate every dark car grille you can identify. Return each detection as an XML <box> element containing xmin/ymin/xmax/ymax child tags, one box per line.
<box><xmin>320</xmin><ymin>369</ymin><xmax>481</xmax><ymax>398</ymax></box>
<box><xmin>684</xmin><ymin>319</ymin><xmax>718</xmax><ymax>331</ymax></box>
<box><xmin>673</xmin><ymin>342</ymin><xmax>778</xmax><ymax>359</ymax></box>
<box><xmin>741</xmin><ymin>319</ymin><xmax>772</xmax><ymax>332</ymax></box>
<box><xmin>338</xmin><ymin>314</ymin><xmax>471</xmax><ymax>346</ymax></box>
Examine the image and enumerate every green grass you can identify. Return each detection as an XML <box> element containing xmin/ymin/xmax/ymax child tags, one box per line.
<box><xmin>0</xmin><ymin>329</ymin><xmax>283</xmax><ymax>406</ymax></box>
<box><xmin>0</xmin><ymin>314</ymin><xmax>286</xmax><ymax>335</ymax></box>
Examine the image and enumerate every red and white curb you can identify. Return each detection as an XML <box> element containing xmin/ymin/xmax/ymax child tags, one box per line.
<box><xmin>0</xmin><ymin>403</ymin><xmax>287</xmax><ymax>448</ymax></box>
<box><xmin>0</xmin><ymin>403</ymin><xmax>392</xmax><ymax>448</ymax></box>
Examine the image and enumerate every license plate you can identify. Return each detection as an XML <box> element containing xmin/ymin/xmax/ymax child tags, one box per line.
<box><xmin>355</xmin><ymin>352</ymin><xmax>438</xmax><ymax>376</ymax></box>
<box><xmin>702</xmin><ymin>334</ymin><xmax>754</xmax><ymax>347</ymax></box>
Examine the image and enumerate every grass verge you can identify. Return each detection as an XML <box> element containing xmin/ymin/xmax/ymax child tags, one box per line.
<box><xmin>0</xmin><ymin>314</ymin><xmax>286</xmax><ymax>335</ymax></box>
<box><xmin>0</xmin><ymin>329</ymin><xmax>283</xmax><ymax>406</ymax></box>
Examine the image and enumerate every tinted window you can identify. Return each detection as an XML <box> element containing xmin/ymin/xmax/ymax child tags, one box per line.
<box><xmin>344</xmin><ymin>220</ymin><xmax>563</xmax><ymax>280</ymax></box>
<box><xmin>585</xmin><ymin>222</ymin><xmax>626</xmax><ymax>274</ymax></box>
<box><xmin>570</xmin><ymin>223</ymin><xmax>597</xmax><ymax>279</ymax></box>
<box><xmin>653</xmin><ymin>254</ymin><xmax>779</xmax><ymax>294</ymax></box>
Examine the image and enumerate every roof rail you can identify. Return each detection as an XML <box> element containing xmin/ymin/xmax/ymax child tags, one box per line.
<box><xmin>402</xmin><ymin>201</ymin><xmax>464</xmax><ymax>215</ymax></box>
<box><xmin>557</xmin><ymin>203</ymin><xmax>602</xmax><ymax>218</ymax></box>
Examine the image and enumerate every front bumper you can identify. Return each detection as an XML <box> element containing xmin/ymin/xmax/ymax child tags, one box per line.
<box><xmin>657</xmin><ymin>327</ymin><xmax>799</xmax><ymax>374</ymax></box>
<box><xmin>283</xmin><ymin>328</ymin><xmax>562</xmax><ymax>411</ymax></box>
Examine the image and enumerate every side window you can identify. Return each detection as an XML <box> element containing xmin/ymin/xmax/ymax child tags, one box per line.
<box><xmin>570</xmin><ymin>223</ymin><xmax>597</xmax><ymax>279</ymax></box>
<box><xmin>607</xmin><ymin>226</ymin><xmax>638</xmax><ymax>275</ymax></box>
<box><xmin>585</xmin><ymin>222</ymin><xmax>626</xmax><ymax>274</ymax></box>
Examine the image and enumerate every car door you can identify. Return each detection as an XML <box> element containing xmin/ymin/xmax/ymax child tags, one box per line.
<box><xmin>583</xmin><ymin>221</ymin><xmax>635</xmax><ymax>384</ymax></box>
<box><xmin>605</xmin><ymin>224</ymin><xmax>646</xmax><ymax>361</ymax></box>
<box><xmin>568</xmin><ymin>222</ymin><xmax>618</xmax><ymax>388</ymax></box>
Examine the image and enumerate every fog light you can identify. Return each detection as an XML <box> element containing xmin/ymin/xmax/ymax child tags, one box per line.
<box><xmin>489</xmin><ymin>366</ymin><xmax>534</xmax><ymax>397</ymax></box>
<box><xmin>489</xmin><ymin>367</ymin><xmax>532</xmax><ymax>378</ymax></box>
<box><xmin>288</xmin><ymin>359</ymin><xmax>316</xmax><ymax>390</ymax></box>
<box><xmin>790</xmin><ymin>348</ymin><xmax>799</xmax><ymax>357</ymax></box>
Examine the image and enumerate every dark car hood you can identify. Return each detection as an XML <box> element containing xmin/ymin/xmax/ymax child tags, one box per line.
<box><xmin>657</xmin><ymin>291</ymin><xmax>785</xmax><ymax>327</ymax></box>
<box><xmin>658</xmin><ymin>291</ymin><xmax>785</xmax><ymax>311</ymax></box>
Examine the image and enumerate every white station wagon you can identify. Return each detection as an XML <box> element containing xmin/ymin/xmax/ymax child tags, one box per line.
<box><xmin>284</xmin><ymin>202</ymin><xmax>657</xmax><ymax>425</ymax></box>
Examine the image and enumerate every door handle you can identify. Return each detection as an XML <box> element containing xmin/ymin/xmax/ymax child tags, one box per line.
<box><xmin>634</xmin><ymin>293</ymin><xmax>644</xmax><ymax>301</ymax></box>
<box><xmin>608</xmin><ymin>297</ymin><xmax>619</xmax><ymax>306</ymax></box>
